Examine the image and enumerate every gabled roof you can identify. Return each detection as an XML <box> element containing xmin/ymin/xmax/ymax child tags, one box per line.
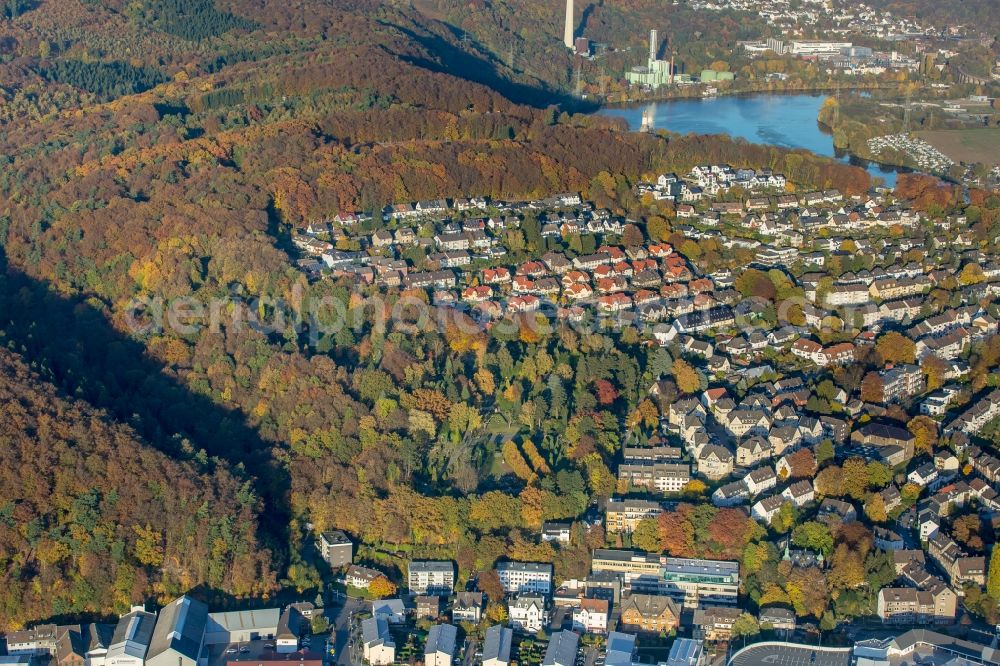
<box><xmin>542</xmin><ymin>631</ymin><xmax>580</xmax><ymax>666</ymax></box>
<box><xmin>620</xmin><ymin>593</ymin><xmax>678</xmax><ymax>619</ymax></box>
<box><xmin>482</xmin><ymin>625</ymin><xmax>512</xmax><ymax>664</ymax></box>
<box><xmin>108</xmin><ymin>610</ymin><xmax>157</xmax><ymax>661</ymax></box>
<box><xmin>424</xmin><ymin>624</ymin><xmax>458</xmax><ymax>657</ymax></box>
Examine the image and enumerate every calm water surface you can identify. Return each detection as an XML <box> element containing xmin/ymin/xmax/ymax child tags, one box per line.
<box><xmin>599</xmin><ymin>94</ymin><xmax>901</xmax><ymax>187</ymax></box>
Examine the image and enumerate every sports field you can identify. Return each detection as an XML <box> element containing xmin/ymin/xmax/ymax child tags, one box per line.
<box><xmin>915</xmin><ymin>128</ymin><xmax>1000</xmax><ymax>165</ymax></box>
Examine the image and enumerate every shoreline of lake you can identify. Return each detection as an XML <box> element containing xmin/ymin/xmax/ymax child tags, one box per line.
<box><xmin>597</xmin><ymin>82</ymin><xmax>899</xmax><ymax>108</ymax></box>
<box><xmin>597</xmin><ymin>93</ymin><xmax>912</xmax><ymax>187</ymax></box>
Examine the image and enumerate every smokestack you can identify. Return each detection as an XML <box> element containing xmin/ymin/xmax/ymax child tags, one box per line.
<box><xmin>564</xmin><ymin>0</ymin><xmax>574</xmax><ymax>49</ymax></box>
<box><xmin>650</xmin><ymin>29</ymin><xmax>658</xmax><ymax>62</ymax></box>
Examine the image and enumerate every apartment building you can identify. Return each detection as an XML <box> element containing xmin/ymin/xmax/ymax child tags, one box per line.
<box><xmin>692</xmin><ymin>606</ymin><xmax>742</xmax><ymax>642</ymax></box>
<box><xmin>571</xmin><ymin>599</ymin><xmax>609</xmax><ymax>635</ymax></box>
<box><xmin>604</xmin><ymin>499</ymin><xmax>664</xmax><ymax>534</ymax></box>
<box><xmin>316</xmin><ymin>530</ymin><xmax>353</xmax><ymax>569</ymax></box>
<box><xmin>617</xmin><ymin>462</ymin><xmax>691</xmax><ymax>493</ymax></box>
<box><xmin>408</xmin><ymin>561</ymin><xmax>455</xmax><ymax>595</ymax></box>
<box><xmin>879</xmin><ymin>364</ymin><xmax>926</xmax><ymax>403</ymax></box>
<box><xmin>452</xmin><ymin>592</ymin><xmax>484</xmax><ymax>624</ymax></box>
<box><xmin>5</xmin><ymin>625</ymin><xmax>59</xmax><ymax>656</ymax></box>
<box><xmin>496</xmin><ymin>562</ymin><xmax>553</xmax><ymax>595</ymax></box>
<box><xmin>696</xmin><ymin>445</ymin><xmax>735</xmax><ymax>481</ymax></box>
<box><xmin>945</xmin><ymin>389</ymin><xmax>1000</xmax><ymax>436</ymax></box>
<box><xmin>877</xmin><ymin>585</ymin><xmax>956</xmax><ymax>624</ymax></box>
<box><xmin>618</xmin><ymin>593</ymin><xmax>680</xmax><ymax>634</ymax></box>
<box><xmin>823</xmin><ymin>283</ymin><xmax>870</xmax><ymax>306</ymax></box>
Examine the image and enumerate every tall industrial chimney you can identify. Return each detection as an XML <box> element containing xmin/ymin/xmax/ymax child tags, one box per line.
<box><xmin>564</xmin><ymin>0</ymin><xmax>575</xmax><ymax>49</ymax></box>
<box><xmin>649</xmin><ymin>29</ymin><xmax>658</xmax><ymax>62</ymax></box>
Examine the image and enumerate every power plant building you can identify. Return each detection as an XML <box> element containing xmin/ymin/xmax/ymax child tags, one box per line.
<box><xmin>699</xmin><ymin>70</ymin><xmax>735</xmax><ymax>83</ymax></box>
<box><xmin>626</xmin><ymin>30</ymin><xmax>675</xmax><ymax>88</ymax></box>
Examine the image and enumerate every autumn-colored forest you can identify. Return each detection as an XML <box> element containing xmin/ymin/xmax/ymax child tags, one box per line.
<box><xmin>0</xmin><ymin>0</ymin><xmax>887</xmax><ymax>628</ymax></box>
<box><xmin>0</xmin><ymin>345</ymin><xmax>275</xmax><ymax>627</ymax></box>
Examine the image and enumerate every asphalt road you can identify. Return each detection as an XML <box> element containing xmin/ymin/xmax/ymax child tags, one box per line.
<box><xmin>328</xmin><ymin>593</ymin><xmax>367</xmax><ymax>666</ymax></box>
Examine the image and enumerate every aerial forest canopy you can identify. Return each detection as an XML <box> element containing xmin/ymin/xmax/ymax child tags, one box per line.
<box><xmin>0</xmin><ymin>343</ymin><xmax>275</xmax><ymax>626</ymax></box>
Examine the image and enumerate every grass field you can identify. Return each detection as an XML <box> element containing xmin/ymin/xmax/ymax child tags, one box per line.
<box><xmin>915</xmin><ymin>128</ymin><xmax>1000</xmax><ymax>165</ymax></box>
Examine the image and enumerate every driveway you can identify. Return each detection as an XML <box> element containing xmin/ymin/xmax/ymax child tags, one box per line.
<box><xmin>463</xmin><ymin>638</ymin><xmax>479</xmax><ymax>666</ymax></box>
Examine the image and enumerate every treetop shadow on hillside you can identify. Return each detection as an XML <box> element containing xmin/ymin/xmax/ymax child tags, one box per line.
<box><xmin>385</xmin><ymin>21</ymin><xmax>599</xmax><ymax>112</ymax></box>
<box><xmin>578</xmin><ymin>1</ymin><xmax>602</xmax><ymax>42</ymax></box>
<box><xmin>0</xmin><ymin>246</ymin><xmax>290</xmax><ymax>586</ymax></box>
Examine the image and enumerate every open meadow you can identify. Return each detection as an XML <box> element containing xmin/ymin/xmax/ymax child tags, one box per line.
<box><xmin>915</xmin><ymin>128</ymin><xmax>1000</xmax><ymax>165</ymax></box>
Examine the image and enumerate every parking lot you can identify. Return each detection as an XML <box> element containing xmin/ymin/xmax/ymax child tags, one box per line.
<box><xmin>728</xmin><ymin>644</ymin><xmax>851</xmax><ymax>666</ymax></box>
<box><xmin>206</xmin><ymin>639</ymin><xmax>279</xmax><ymax>666</ymax></box>
<box><xmin>206</xmin><ymin>636</ymin><xmax>328</xmax><ymax>666</ymax></box>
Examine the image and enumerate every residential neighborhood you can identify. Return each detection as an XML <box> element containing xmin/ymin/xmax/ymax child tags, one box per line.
<box><xmin>7</xmin><ymin>166</ymin><xmax>1000</xmax><ymax>666</ymax></box>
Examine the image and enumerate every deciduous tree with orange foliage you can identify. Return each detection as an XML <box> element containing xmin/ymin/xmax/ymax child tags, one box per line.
<box><xmin>369</xmin><ymin>575</ymin><xmax>397</xmax><ymax>598</ymax></box>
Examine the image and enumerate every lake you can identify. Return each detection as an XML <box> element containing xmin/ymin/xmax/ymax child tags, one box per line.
<box><xmin>599</xmin><ymin>93</ymin><xmax>902</xmax><ymax>187</ymax></box>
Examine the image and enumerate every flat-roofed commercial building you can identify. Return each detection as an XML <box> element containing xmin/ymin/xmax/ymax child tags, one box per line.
<box><xmin>660</xmin><ymin>558</ymin><xmax>739</xmax><ymax>607</ymax></box>
<box><xmin>205</xmin><ymin>609</ymin><xmax>280</xmax><ymax>645</ymax></box>
<box><xmin>590</xmin><ymin>549</ymin><xmax>662</xmax><ymax>585</ymax></box>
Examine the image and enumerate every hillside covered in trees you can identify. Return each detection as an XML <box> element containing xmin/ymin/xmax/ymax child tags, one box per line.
<box><xmin>0</xmin><ymin>0</ymin><xmax>886</xmax><ymax>627</ymax></box>
<box><xmin>0</xmin><ymin>345</ymin><xmax>275</xmax><ymax>630</ymax></box>
<box><xmin>412</xmin><ymin>0</ymin><xmax>770</xmax><ymax>90</ymax></box>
